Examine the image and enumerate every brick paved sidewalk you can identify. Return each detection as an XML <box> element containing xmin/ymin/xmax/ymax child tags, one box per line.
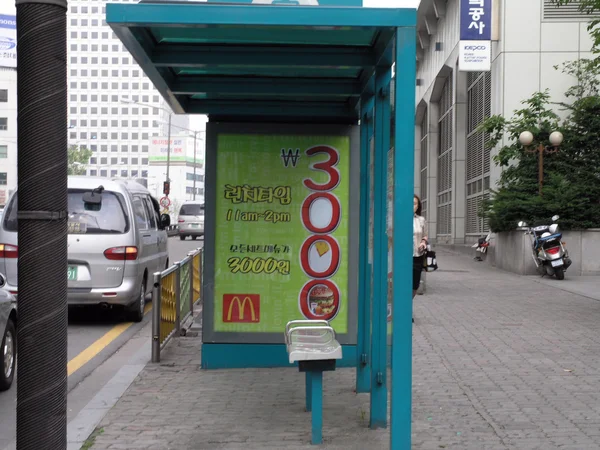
<box><xmin>89</xmin><ymin>249</ymin><xmax>600</xmax><ymax>450</ymax></box>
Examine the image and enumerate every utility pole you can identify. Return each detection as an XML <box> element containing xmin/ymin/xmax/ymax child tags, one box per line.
<box><xmin>166</xmin><ymin>113</ymin><xmax>172</xmax><ymax>193</ymax></box>
<box><xmin>16</xmin><ymin>0</ymin><xmax>69</xmax><ymax>448</ymax></box>
<box><xmin>193</xmin><ymin>131</ymin><xmax>197</xmax><ymax>200</ymax></box>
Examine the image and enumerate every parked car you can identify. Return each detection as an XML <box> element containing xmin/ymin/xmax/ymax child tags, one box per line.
<box><xmin>178</xmin><ymin>201</ymin><xmax>204</xmax><ymax>241</ymax></box>
<box><xmin>0</xmin><ymin>272</ymin><xmax>16</xmax><ymax>391</ymax></box>
<box><xmin>0</xmin><ymin>177</ymin><xmax>171</xmax><ymax>322</ymax></box>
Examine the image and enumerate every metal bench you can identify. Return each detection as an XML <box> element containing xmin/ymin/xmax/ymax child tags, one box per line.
<box><xmin>285</xmin><ymin>320</ymin><xmax>342</xmax><ymax>445</ymax></box>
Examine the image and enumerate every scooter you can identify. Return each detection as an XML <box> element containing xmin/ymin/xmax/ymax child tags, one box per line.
<box><xmin>472</xmin><ymin>232</ymin><xmax>492</xmax><ymax>261</ymax></box>
<box><xmin>518</xmin><ymin>215</ymin><xmax>572</xmax><ymax>280</ymax></box>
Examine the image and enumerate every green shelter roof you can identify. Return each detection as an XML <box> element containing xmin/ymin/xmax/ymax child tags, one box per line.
<box><xmin>107</xmin><ymin>2</ymin><xmax>416</xmax><ymax>122</ymax></box>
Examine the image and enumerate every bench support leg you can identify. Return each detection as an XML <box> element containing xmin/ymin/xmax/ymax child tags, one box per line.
<box><xmin>305</xmin><ymin>371</ymin><xmax>312</xmax><ymax>412</ymax></box>
<box><xmin>311</xmin><ymin>371</ymin><xmax>323</xmax><ymax>445</ymax></box>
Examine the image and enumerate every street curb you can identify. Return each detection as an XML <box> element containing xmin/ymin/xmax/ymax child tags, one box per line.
<box><xmin>65</xmin><ymin>339</ymin><xmax>150</xmax><ymax>450</ymax></box>
<box><xmin>65</xmin><ymin>339</ymin><xmax>151</xmax><ymax>450</ymax></box>
<box><xmin>2</xmin><ymin>332</ymin><xmax>152</xmax><ymax>450</ymax></box>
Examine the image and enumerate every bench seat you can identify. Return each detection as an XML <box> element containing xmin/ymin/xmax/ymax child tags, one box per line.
<box><xmin>285</xmin><ymin>320</ymin><xmax>342</xmax><ymax>445</ymax></box>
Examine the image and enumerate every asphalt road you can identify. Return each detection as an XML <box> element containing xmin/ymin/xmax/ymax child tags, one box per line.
<box><xmin>0</xmin><ymin>235</ymin><xmax>202</xmax><ymax>449</ymax></box>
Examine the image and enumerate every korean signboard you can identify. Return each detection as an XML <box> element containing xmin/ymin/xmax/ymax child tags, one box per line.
<box><xmin>459</xmin><ymin>0</ymin><xmax>492</xmax><ymax>72</ymax></box>
<box><xmin>149</xmin><ymin>136</ymin><xmax>186</xmax><ymax>162</ymax></box>
<box><xmin>213</xmin><ymin>134</ymin><xmax>350</xmax><ymax>334</ymax></box>
<box><xmin>0</xmin><ymin>14</ymin><xmax>16</xmax><ymax>69</ymax></box>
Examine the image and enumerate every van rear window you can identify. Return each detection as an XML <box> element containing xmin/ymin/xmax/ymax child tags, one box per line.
<box><xmin>3</xmin><ymin>189</ymin><xmax>130</xmax><ymax>234</ymax></box>
<box><xmin>179</xmin><ymin>204</ymin><xmax>204</xmax><ymax>216</ymax></box>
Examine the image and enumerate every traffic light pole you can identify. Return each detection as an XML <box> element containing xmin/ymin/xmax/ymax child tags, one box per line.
<box><xmin>193</xmin><ymin>131</ymin><xmax>198</xmax><ymax>201</ymax></box>
<box><xmin>15</xmin><ymin>0</ymin><xmax>69</xmax><ymax>448</ymax></box>
<box><xmin>165</xmin><ymin>113</ymin><xmax>171</xmax><ymax>195</ymax></box>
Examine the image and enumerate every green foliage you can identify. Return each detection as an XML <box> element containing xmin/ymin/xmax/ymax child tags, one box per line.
<box><xmin>68</xmin><ymin>144</ymin><xmax>92</xmax><ymax>176</ymax></box>
<box><xmin>554</xmin><ymin>59</ymin><xmax>600</xmax><ymax>99</ymax></box>
<box><xmin>478</xmin><ymin>81</ymin><xmax>600</xmax><ymax>232</ymax></box>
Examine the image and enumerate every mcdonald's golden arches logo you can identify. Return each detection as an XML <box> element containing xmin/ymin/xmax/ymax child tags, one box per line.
<box><xmin>223</xmin><ymin>294</ymin><xmax>260</xmax><ymax>323</ymax></box>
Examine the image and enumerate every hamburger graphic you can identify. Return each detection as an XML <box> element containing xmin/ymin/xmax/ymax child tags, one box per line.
<box><xmin>309</xmin><ymin>284</ymin><xmax>336</xmax><ymax>316</ymax></box>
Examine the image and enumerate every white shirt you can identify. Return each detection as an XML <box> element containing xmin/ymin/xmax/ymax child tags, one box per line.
<box><xmin>413</xmin><ymin>214</ymin><xmax>427</xmax><ymax>257</ymax></box>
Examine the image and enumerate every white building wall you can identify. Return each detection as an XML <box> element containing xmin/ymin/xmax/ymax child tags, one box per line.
<box><xmin>416</xmin><ymin>0</ymin><xmax>460</xmax><ymax>103</ymax></box>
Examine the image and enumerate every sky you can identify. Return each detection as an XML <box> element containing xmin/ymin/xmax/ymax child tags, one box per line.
<box><xmin>363</xmin><ymin>0</ymin><xmax>420</xmax><ymax>7</ymax></box>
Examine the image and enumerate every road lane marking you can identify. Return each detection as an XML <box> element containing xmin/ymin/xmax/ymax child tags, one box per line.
<box><xmin>67</xmin><ymin>303</ymin><xmax>153</xmax><ymax>377</ymax></box>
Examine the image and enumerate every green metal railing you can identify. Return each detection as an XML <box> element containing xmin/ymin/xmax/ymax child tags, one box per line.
<box><xmin>152</xmin><ymin>247</ymin><xmax>203</xmax><ymax>362</ymax></box>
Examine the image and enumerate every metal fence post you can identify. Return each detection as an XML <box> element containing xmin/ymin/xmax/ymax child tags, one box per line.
<box><xmin>190</xmin><ymin>255</ymin><xmax>195</xmax><ymax>316</ymax></box>
<box><xmin>152</xmin><ymin>272</ymin><xmax>161</xmax><ymax>363</ymax></box>
<box><xmin>199</xmin><ymin>248</ymin><xmax>203</xmax><ymax>306</ymax></box>
<box><xmin>175</xmin><ymin>262</ymin><xmax>181</xmax><ymax>336</ymax></box>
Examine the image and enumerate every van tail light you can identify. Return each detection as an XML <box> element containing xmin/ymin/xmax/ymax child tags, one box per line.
<box><xmin>104</xmin><ymin>246</ymin><xmax>138</xmax><ymax>261</ymax></box>
<box><xmin>0</xmin><ymin>244</ymin><xmax>18</xmax><ymax>259</ymax></box>
<box><xmin>178</xmin><ymin>219</ymin><xmax>185</xmax><ymax>223</ymax></box>
<box><xmin>546</xmin><ymin>247</ymin><xmax>561</xmax><ymax>255</ymax></box>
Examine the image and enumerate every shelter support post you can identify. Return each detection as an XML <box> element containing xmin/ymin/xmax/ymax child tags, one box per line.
<box><xmin>390</xmin><ymin>27</ymin><xmax>417</xmax><ymax>450</ymax></box>
<box><xmin>370</xmin><ymin>63</ymin><xmax>392</xmax><ymax>429</ymax></box>
<box><xmin>356</xmin><ymin>94</ymin><xmax>374</xmax><ymax>394</ymax></box>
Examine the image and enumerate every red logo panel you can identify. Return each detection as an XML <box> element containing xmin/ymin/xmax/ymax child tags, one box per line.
<box><xmin>223</xmin><ymin>294</ymin><xmax>260</xmax><ymax>323</ymax></box>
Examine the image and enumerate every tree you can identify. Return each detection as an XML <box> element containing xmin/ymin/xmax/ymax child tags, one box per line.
<box><xmin>478</xmin><ymin>84</ymin><xmax>600</xmax><ymax>232</ymax></box>
<box><xmin>551</xmin><ymin>1</ymin><xmax>600</xmax><ymax>59</ymax></box>
<box><xmin>68</xmin><ymin>144</ymin><xmax>92</xmax><ymax>175</ymax></box>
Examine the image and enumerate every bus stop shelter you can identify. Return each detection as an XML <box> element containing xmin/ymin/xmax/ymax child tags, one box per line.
<box><xmin>107</xmin><ymin>2</ymin><xmax>416</xmax><ymax>447</ymax></box>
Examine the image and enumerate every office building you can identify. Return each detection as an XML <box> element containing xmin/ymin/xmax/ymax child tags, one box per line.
<box><xmin>0</xmin><ymin>9</ymin><xmax>16</xmax><ymax>208</ymax></box>
<box><xmin>414</xmin><ymin>0</ymin><xmax>593</xmax><ymax>244</ymax></box>
<box><xmin>67</xmin><ymin>0</ymin><xmax>189</xmax><ymax>185</ymax></box>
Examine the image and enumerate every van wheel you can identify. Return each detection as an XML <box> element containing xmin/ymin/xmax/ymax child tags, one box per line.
<box><xmin>128</xmin><ymin>283</ymin><xmax>145</xmax><ymax>323</ymax></box>
<box><xmin>0</xmin><ymin>319</ymin><xmax>16</xmax><ymax>392</ymax></box>
<box><xmin>180</xmin><ymin>235</ymin><xmax>186</xmax><ymax>241</ymax></box>
<box><xmin>192</xmin><ymin>236</ymin><xmax>197</xmax><ymax>241</ymax></box>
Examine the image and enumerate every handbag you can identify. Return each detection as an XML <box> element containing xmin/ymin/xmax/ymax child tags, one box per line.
<box><xmin>423</xmin><ymin>245</ymin><xmax>438</xmax><ymax>272</ymax></box>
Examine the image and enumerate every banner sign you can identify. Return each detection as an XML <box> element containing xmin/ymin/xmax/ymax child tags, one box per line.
<box><xmin>0</xmin><ymin>14</ymin><xmax>16</xmax><ymax>69</ymax></box>
<box><xmin>214</xmin><ymin>134</ymin><xmax>350</xmax><ymax>334</ymax></box>
<box><xmin>460</xmin><ymin>0</ymin><xmax>491</xmax><ymax>41</ymax></box>
<box><xmin>149</xmin><ymin>136</ymin><xmax>186</xmax><ymax>162</ymax></box>
<box><xmin>459</xmin><ymin>0</ymin><xmax>492</xmax><ymax>72</ymax></box>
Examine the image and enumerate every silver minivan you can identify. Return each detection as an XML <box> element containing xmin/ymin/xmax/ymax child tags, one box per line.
<box><xmin>0</xmin><ymin>177</ymin><xmax>170</xmax><ymax>322</ymax></box>
<box><xmin>178</xmin><ymin>201</ymin><xmax>204</xmax><ymax>241</ymax></box>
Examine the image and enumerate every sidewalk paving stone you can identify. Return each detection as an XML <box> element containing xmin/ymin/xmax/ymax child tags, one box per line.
<box><xmin>90</xmin><ymin>249</ymin><xmax>600</xmax><ymax>449</ymax></box>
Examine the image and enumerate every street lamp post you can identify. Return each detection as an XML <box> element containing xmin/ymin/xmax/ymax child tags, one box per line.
<box><xmin>166</xmin><ymin>113</ymin><xmax>172</xmax><ymax>191</ymax></box>
<box><xmin>518</xmin><ymin>130</ymin><xmax>564</xmax><ymax>196</ymax></box>
<box><xmin>153</xmin><ymin>119</ymin><xmax>203</xmax><ymax>201</ymax></box>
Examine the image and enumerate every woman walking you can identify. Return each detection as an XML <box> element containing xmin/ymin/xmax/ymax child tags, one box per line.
<box><xmin>413</xmin><ymin>195</ymin><xmax>428</xmax><ymax>322</ymax></box>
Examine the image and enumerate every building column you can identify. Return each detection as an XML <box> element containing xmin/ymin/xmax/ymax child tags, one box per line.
<box><xmin>414</xmin><ymin>123</ymin><xmax>422</xmax><ymax>197</ymax></box>
<box><xmin>427</xmin><ymin>102</ymin><xmax>439</xmax><ymax>243</ymax></box>
<box><xmin>452</xmin><ymin>69</ymin><xmax>467</xmax><ymax>245</ymax></box>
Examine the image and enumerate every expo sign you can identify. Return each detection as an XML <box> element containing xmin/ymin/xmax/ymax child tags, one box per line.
<box><xmin>298</xmin><ymin>145</ymin><xmax>342</xmax><ymax>322</ymax></box>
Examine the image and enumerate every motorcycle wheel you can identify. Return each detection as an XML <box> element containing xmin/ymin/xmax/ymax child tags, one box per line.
<box><xmin>555</xmin><ymin>267</ymin><xmax>565</xmax><ymax>280</ymax></box>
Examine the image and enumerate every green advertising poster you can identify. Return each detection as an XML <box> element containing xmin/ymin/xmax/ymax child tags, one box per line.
<box><xmin>214</xmin><ymin>134</ymin><xmax>350</xmax><ymax>334</ymax></box>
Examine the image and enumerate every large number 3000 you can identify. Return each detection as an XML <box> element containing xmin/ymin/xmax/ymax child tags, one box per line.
<box><xmin>299</xmin><ymin>145</ymin><xmax>342</xmax><ymax>321</ymax></box>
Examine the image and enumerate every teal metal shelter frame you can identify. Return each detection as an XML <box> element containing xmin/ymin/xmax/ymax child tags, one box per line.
<box><xmin>107</xmin><ymin>3</ymin><xmax>416</xmax><ymax>447</ymax></box>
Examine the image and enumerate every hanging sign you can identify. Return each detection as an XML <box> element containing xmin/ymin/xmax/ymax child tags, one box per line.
<box><xmin>213</xmin><ymin>134</ymin><xmax>350</xmax><ymax>334</ymax></box>
<box><xmin>460</xmin><ymin>0</ymin><xmax>492</xmax><ymax>41</ymax></box>
<box><xmin>459</xmin><ymin>0</ymin><xmax>492</xmax><ymax>72</ymax></box>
